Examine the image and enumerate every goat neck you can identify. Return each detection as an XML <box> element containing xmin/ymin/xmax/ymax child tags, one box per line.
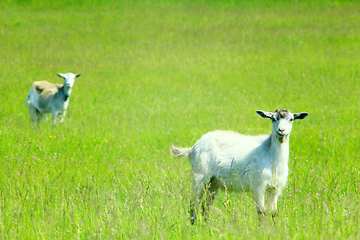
<box><xmin>57</xmin><ymin>86</ymin><xmax>70</xmax><ymax>102</ymax></box>
<box><xmin>269</xmin><ymin>131</ymin><xmax>290</xmax><ymax>171</ymax></box>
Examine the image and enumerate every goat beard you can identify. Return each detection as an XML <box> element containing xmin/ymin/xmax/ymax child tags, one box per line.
<box><xmin>276</xmin><ymin>133</ymin><xmax>287</xmax><ymax>143</ymax></box>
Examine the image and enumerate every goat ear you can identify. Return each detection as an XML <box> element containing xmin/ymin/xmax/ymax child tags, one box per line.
<box><xmin>57</xmin><ymin>73</ymin><xmax>65</xmax><ymax>79</ymax></box>
<box><xmin>75</xmin><ymin>73</ymin><xmax>81</xmax><ymax>78</ymax></box>
<box><xmin>294</xmin><ymin>112</ymin><xmax>309</xmax><ymax>120</ymax></box>
<box><xmin>256</xmin><ymin>110</ymin><xmax>273</xmax><ymax>119</ymax></box>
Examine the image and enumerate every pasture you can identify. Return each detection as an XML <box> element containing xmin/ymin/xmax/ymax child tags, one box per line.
<box><xmin>0</xmin><ymin>0</ymin><xmax>359</xmax><ymax>238</ymax></box>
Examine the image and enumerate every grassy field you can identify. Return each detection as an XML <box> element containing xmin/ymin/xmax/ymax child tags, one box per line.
<box><xmin>0</xmin><ymin>0</ymin><xmax>359</xmax><ymax>238</ymax></box>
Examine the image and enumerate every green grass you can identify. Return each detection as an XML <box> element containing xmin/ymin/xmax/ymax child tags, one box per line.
<box><xmin>0</xmin><ymin>0</ymin><xmax>359</xmax><ymax>238</ymax></box>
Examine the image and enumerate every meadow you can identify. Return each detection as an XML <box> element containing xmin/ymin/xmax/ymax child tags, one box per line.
<box><xmin>0</xmin><ymin>0</ymin><xmax>359</xmax><ymax>238</ymax></box>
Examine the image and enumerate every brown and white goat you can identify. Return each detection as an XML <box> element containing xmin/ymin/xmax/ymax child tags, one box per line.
<box><xmin>26</xmin><ymin>73</ymin><xmax>80</xmax><ymax>125</ymax></box>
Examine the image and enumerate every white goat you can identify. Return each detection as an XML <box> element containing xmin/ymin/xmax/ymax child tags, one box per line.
<box><xmin>26</xmin><ymin>73</ymin><xmax>81</xmax><ymax>125</ymax></box>
<box><xmin>170</xmin><ymin>109</ymin><xmax>308</xmax><ymax>224</ymax></box>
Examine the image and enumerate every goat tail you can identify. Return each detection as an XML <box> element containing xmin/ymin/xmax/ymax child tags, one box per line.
<box><xmin>170</xmin><ymin>146</ymin><xmax>191</xmax><ymax>159</ymax></box>
<box><xmin>25</xmin><ymin>87</ymin><xmax>35</xmax><ymax>106</ymax></box>
<box><xmin>25</xmin><ymin>93</ymin><xmax>31</xmax><ymax>106</ymax></box>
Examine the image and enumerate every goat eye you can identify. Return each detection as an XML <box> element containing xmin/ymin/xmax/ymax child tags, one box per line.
<box><xmin>290</xmin><ymin>119</ymin><xmax>294</xmax><ymax>122</ymax></box>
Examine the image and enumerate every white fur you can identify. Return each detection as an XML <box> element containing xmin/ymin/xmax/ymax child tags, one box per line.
<box><xmin>171</xmin><ymin>109</ymin><xmax>308</xmax><ymax>224</ymax></box>
<box><xmin>26</xmin><ymin>72</ymin><xmax>81</xmax><ymax>125</ymax></box>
